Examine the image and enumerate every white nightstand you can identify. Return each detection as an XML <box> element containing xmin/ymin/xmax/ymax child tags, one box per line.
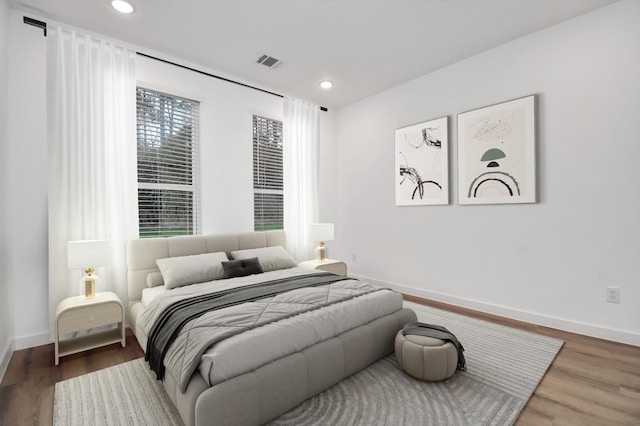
<box><xmin>298</xmin><ymin>259</ymin><xmax>348</xmax><ymax>276</ymax></box>
<box><xmin>55</xmin><ymin>291</ymin><xmax>125</xmax><ymax>365</ymax></box>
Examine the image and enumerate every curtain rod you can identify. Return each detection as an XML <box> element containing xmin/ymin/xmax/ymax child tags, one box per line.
<box><xmin>23</xmin><ymin>16</ymin><xmax>47</xmax><ymax>36</ymax></box>
<box><xmin>137</xmin><ymin>53</ymin><xmax>328</xmax><ymax>112</ymax></box>
<box><xmin>23</xmin><ymin>16</ymin><xmax>328</xmax><ymax>112</ymax></box>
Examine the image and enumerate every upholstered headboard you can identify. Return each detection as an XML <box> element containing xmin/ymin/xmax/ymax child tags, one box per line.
<box><xmin>126</xmin><ymin>230</ymin><xmax>287</xmax><ymax>307</ymax></box>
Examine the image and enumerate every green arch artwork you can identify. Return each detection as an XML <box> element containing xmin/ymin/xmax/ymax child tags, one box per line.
<box><xmin>480</xmin><ymin>148</ymin><xmax>506</xmax><ymax>162</ymax></box>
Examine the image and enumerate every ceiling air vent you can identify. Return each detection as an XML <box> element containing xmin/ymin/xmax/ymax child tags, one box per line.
<box><xmin>257</xmin><ymin>54</ymin><xmax>281</xmax><ymax>68</ymax></box>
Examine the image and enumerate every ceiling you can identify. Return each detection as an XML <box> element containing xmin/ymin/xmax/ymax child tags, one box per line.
<box><xmin>12</xmin><ymin>0</ymin><xmax>618</xmax><ymax>108</ymax></box>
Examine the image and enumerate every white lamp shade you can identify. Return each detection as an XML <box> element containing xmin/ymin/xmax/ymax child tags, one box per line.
<box><xmin>308</xmin><ymin>223</ymin><xmax>334</xmax><ymax>242</ymax></box>
<box><xmin>68</xmin><ymin>240</ymin><xmax>111</xmax><ymax>269</ymax></box>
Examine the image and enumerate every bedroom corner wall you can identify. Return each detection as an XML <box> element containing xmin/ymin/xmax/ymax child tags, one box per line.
<box><xmin>0</xmin><ymin>0</ymin><xmax>16</xmax><ymax>380</ymax></box>
<box><xmin>331</xmin><ymin>0</ymin><xmax>640</xmax><ymax>345</ymax></box>
<box><xmin>5</xmin><ymin>10</ymin><xmax>49</xmax><ymax>350</ymax></box>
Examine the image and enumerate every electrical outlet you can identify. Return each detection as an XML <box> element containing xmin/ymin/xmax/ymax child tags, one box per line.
<box><xmin>606</xmin><ymin>286</ymin><xmax>620</xmax><ymax>303</ymax></box>
<box><xmin>352</xmin><ymin>254</ymin><xmax>357</xmax><ymax>262</ymax></box>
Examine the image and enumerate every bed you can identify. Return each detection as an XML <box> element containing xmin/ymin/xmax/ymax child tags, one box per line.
<box><xmin>127</xmin><ymin>230</ymin><xmax>416</xmax><ymax>426</ymax></box>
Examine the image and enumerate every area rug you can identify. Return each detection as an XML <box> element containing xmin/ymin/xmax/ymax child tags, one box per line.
<box><xmin>54</xmin><ymin>302</ymin><xmax>563</xmax><ymax>426</ymax></box>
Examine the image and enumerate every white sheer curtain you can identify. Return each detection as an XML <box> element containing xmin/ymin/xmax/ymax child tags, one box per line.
<box><xmin>283</xmin><ymin>98</ymin><xmax>319</xmax><ymax>262</ymax></box>
<box><xmin>47</xmin><ymin>26</ymin><xmax>138</xmax><ymax>337</ymax></box>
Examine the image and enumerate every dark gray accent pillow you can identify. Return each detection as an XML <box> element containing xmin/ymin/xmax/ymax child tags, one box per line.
<box><xmin>222</xmin><ymin>257</ymin><xmax>264</xmax><ymax>278</ymax></box>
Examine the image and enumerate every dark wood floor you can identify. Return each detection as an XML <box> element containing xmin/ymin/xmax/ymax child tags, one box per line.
<box><xmin>0</xmin><ymin>328</ymin><xmax>144</xmax><ymax>426</ymax></box>
<box><xmin>1</xmin><ymin>297</ymin><xmax>639</xmax><ymax>425</ymax></box>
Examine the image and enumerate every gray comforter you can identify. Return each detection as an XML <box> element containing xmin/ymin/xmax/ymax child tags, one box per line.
<box><xmin>138</xmin><ymin>268</ymin><xmax>392</xmax><ymax>392</ymax></box>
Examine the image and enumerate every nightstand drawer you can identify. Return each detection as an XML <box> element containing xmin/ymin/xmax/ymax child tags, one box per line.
<box><xmin>58</xmin><ymin>302</ymin><xmax>122</xmax><ymax>334</ymax></box>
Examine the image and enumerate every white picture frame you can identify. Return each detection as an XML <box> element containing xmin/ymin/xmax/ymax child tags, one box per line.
<box><xmin>457</xmin><ymin>95</ymin><xmax>536</xmax><ymax>205</ymax></box>
<box><xmin>395</xmin><ymin>116</ymin><xmax>449</xmax><ymax>206</ymax></box>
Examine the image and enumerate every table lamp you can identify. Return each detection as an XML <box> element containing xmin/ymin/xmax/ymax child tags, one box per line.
<box><xmin>308</xmin><ymin>223</ymin><xmax>334</xmax><ymax>262</ymax></box>
<box><xmin>67</xmin><ymin>240</ymin><xmax>111</xmax><ymax>299</ymax></box>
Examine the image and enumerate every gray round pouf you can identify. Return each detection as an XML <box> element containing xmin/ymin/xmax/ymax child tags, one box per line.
<box><xmin>395</xmin><ymin>330</ymin><xmax>458</xmax><ymax>382</ymax></box>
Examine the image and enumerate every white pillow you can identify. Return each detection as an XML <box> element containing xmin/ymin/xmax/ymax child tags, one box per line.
<box><xmin>146</xmin><ymin>271</ymin><xmax>164</xmax><ymax>288</ymax></box>
<box><xmin>230</xmin><ymin>246</ymin><xmax>296</xmax><ymax>272</ymax></box>
<box><xmin>141</xmin><ymin>285</ymin><xmax>166</xmax><ymax>308</ymax></box>
<box><xmin>156</xmin><ymin>252</ymin><xmax>229</xmax><ymax>289</ymax></box>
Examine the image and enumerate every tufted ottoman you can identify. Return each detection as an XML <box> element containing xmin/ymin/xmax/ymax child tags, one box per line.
<box><xmin>395</xmin><ymin>326</ymin><xmax>460</xmax><ymax>382</ymax></box>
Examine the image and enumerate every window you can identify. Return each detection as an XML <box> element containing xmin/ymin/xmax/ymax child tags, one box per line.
<box><xmin>253</xmin><ymin>115</ymin><xmax>283</xmax><ymax>231</ymax></box>
<box><xmin>136</xmin><ymin>87</ymin><xmax>200</xmax><ymax>238</ymax></box>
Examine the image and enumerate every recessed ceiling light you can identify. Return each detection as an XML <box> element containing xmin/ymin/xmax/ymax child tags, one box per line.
<box><xmin>112</xmin><ymin>0</ymin><xmax>134</xmax><ymax>14</ymax></box>
<box><xmin>320</xmin><ymin>81</ymin><xmax>333</xmax><ymax>89</ymax></box>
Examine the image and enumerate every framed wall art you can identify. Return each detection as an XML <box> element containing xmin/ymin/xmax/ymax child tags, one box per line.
<box><xmin>457</xmin><ymin>95</ymin><xmax>536</xmax><ymax>205</ymax></box>
<box><xmin>395</xmin><ymin>116</ymin><xmax>449</xmax><ymax>206</ymax></box>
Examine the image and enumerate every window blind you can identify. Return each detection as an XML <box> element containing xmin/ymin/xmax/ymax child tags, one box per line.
<box><xmin>136</xmin><ymin>87</ymin><xmax>200</xmax><ymax>237</ymax></box>
<box><xmin>253</xmin><ymin>115</ymin><xmax>283</xmax><ymax>231</ymax></box>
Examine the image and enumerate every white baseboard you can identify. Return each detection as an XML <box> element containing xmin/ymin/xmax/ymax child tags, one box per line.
<box><xmin>353</xmin><ymin>274</ymin><xmax>640</xmax><ymax>347</ymax></box>
<box><xmin>0</xmin><ymin>338</ymin><xmax>15</xmax><ymax>383</ymax></box>
<box><xmin>14</xmin><ymin>331</ymin><xmax>51</xmax><ymax>350</ymax></box>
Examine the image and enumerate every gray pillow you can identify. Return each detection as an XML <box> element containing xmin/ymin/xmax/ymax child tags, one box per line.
<box><xmin>222</xmin><ymin>257</ymin><xmax>264</xmax><ymax>278</ymax></box>
<box><xmin>230</xmin><ymin>246</ymin><xmax>297</xmax><ymax>272</ymax></box>
<box><xmin>156</xmin><ymin>252</ymin><xmax>229</xmax><ymax>289</ymax></box>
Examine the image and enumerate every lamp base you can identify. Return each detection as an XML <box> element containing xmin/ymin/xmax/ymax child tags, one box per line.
<box><xmin>316</xmin><ymin>242</ymin><xmax>326</xmax><ymax>262</ymax></box>
<box><xmin>85</xmin><ymin>277</ymin><xmax>95</xmax><ymax>299</ymax></box>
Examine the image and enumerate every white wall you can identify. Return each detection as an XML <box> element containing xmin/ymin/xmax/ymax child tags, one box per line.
<box><xmin>0</xmin><ymin>0</ymin><xmax>16</xmax><ymax>380</ymax></box>
<box><xmin>5</xmin><ymin>10</ymin><xmax>49</xmax><ymax>350</ymax></box>
<box><xmin>332</xmin><ymin>0</ymin><xmax>640</xmax><ymax>345</ymax></box>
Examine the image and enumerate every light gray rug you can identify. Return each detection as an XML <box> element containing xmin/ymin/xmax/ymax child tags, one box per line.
<box><xmin>54</xmin><ymin>302</ymin><xmax>563</xmax><ymax>426</ymax></box>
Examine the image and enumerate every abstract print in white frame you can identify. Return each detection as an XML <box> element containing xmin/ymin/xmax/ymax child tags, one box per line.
<box><xmin>395</xmin><ymin>116</ymin><xmax>449</xmax><ymax>206</ymax></box>
<box><xmin>457</xmin><ymin>95</ymin><xmax>536</xmax><ymax>205</ymax></box>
